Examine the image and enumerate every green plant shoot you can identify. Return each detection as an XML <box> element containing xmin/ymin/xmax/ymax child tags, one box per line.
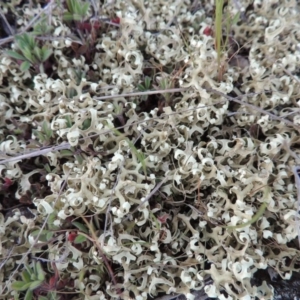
<box><xmin>222</xmin><ymin>202</ymin><xmax>268</xmax><ymax>230</ymax></box>
<box><xmin>215</xmin><ymin>0</ymin><xmax>224</xmax><ymax>70</ymax></box>
<box><xmin>6</xmin><ymin>33</ymin><xmax>52</xmax><ymax>72</ymax></box>
<box><xmin>215</xmin><ymin>0</ymin><xmax>240</xmax><ymax>81</ymax></box>
<box><xmin>63</xmin><ymin>0</ymin><xmax>90</xmax><ymax>22</ymax></box>
<box><xmin>222</xmin><ymin>187</ymin><xmax>270</xmax><ymax>230</ymax></box>
<box><xmin>11</xmin><ymin>261</ymin><xmax>45</xmax><ymax>300</ymax></box>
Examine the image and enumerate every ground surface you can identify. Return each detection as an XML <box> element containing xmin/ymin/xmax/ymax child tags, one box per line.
<box><xmin>0</xmin><ymin>1</ymin><xmax>300</xmax><ymax>300</ymax></box>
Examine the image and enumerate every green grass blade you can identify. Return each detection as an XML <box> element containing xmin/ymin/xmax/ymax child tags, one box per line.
<box><xmin>215</xmin><ymin>0</ymin><xmax>224</xmax><ymax>67</ymax></box>
<box><xmin>223</xmin><ymin>202</ymin><xmax>268</xmax><ymax>230</ymax></box>
<box><xmin>232</xmin><ymin>11</ymin><xmax>240</xmax><ymax>25</ymax></box>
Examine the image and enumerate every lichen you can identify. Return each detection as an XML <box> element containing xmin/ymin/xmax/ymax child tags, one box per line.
<box><xmin>0</xmin><ymin>0</ymin><xmax>300</xmax><ymax>299</ymax></box>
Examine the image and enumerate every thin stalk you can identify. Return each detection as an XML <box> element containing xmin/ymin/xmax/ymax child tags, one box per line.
<box><xmin>3</xmin><ymin>89</ymin><xmax>298</xmax><ymax>165</ymax></box>
<box><xmin>222</xmin><ymin>202</ymin><xmax>268</xmax><ymax>230</ymax></box>
<box><xmin>95</xmin><ymin>87</ymin><xmax>186</xmax><ymax>100</ymax></box>
<box><xmin>80</xmin><ymin>216</ymin><xmax>122</xmax><ymax>296</ymax></box>
<box><xmin>215</xmin><ymin>0</ymin><xmax>224</xmax><ymax>70</ymax></box>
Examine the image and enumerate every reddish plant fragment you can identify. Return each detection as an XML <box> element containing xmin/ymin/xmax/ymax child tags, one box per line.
<box><xmin>203</xmin><ymin>26</ymin><xmax>212</xmax><ymax>36</ymax></box>
<box><xmin>35</xmin><ymin>262</ymin><xmax>73</xmax><ymax>297</ymax></box>
<box><xmin>157</xmin><ymin>213</ymin><xmax>170</xmax><ymax>224</ymax></box>
<box><xmin>77</xmin><ymin>20</ymin><xmax>101</xmax><ymax>32</ymax></box>
<box><xmin>3</xmin><ymin>178</ymin><xmax>13</xmax><ymax>190</ymax></box>
<box><xmin>68</xmin><ymin>232</ymin><xmax>77</xmax><ymax>243</ymax></box>
<box><xmin>111</xmin><ymin>17</ymin><xmax>120</xmax><ymax>24</ymax></box>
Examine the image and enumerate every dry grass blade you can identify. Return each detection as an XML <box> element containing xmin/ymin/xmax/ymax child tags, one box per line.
<box><xmin>80</xmin><ymin>216</ymin><xmax>123</xmax><ymax>296</ymax></box>
<box><xmin>0</xmin><ymin>143</ymin><xmax>71</xmax><ymax>165</ymax></box>
<box><xmin>95</xmin><ymin>87</ymin><xmax>187</xmax><ymax>100</ymax></box>
<box><xmin>207</xmin><ymin>88</ymin><xmax>300</xmax><ymax>133</ymax></box>
<box><xmin>0</xmin><ymin>9</ymin><xmax>15</xmax><ymax>36</ymax></box>
<box><xmin>0</xmin><ymin>88</ymin><xmax>297</xmax><ymax>167</ymax></box>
